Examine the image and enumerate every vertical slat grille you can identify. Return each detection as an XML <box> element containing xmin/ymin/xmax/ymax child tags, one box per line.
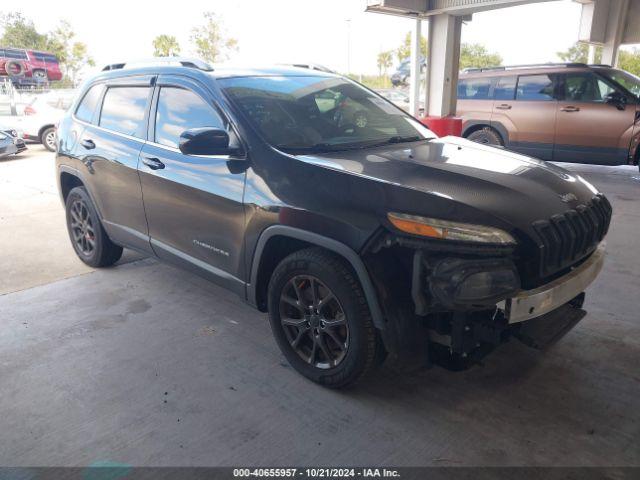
<box><xmin>532</xmin><ymin>194</ymin><xmax>612</xmax><ymax>278</ymax></box>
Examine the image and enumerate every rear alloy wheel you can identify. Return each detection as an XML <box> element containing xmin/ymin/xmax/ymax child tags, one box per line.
<box><xmin>32</xmin><ymin>69</ymin><xmax>49</xmax><ymax>84</ymax></box>
<box><xmin>268</xmin><ymin>248</ymin><xmax>379</xmax><ymax>388</ymax></box>
<box><xmin>467</xmin><ymin>127</ymin><xmax>504</xmax><ymax>147</ymax></box>
<box><xmin>65</xmin><ymin>186</ymin><xmax>123</xmax><ymax>267</ymax></box>
<box><xmin>41</xmin><ymin>127</ymin><xmax>56</xmax><ymax>152</ymax></box>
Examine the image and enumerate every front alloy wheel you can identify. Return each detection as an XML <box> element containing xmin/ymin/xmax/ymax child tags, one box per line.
<box><xmin>267</xmin><ymin>248</ymin><xmax>379</xmax><ymax>388</ymax></box>
<box><xmin>279</xmin><ymin>275</ymin><xmax>349</xmax><ymax>369</ymax></box>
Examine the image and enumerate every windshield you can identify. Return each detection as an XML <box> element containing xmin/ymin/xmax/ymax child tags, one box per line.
<box><xmin>219</xmin><ymin>75</ymin><xmax>435</xmax><ymax>153</ymax></box>
<box><xmin>601</xmin><ymin>69</ymin><xmax>640</xmax><ymax>99</ymax></box>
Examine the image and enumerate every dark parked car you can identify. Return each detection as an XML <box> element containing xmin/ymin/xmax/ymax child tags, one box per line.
<box><xmin>0</xmin><ymin>129</ymin><xmax>27</xmax><ymax>158</ymax></box>
<box><xmin>391</xmin><ymin>57</ymin><xmax>426</xmax><ymax>87</ymax></box>
<box><xmin>56</xmin><ymin>59</ymin><xmax>611</xmax><ymax>387</ymax></box>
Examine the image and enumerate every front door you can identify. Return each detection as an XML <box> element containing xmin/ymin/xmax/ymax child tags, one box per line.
<box><xmin>554</xmin><ymin>72</ymin><xmax>636</xmax><ymax>165</ymax></box>
<box><xmin>492</xmin><ymin>73</ymin><xmax>559</xmax><ymax>160</ymax></box>
<box><xmin>138</xmin><ymin>75</ymin><xmax>247</xmax><ymax>294</ymax></box>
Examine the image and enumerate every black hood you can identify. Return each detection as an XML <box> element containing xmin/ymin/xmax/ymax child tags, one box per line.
<box><xmin>298</xmin><ymin>136</ymin><xmax>601</xmax><ymax>237</ymax></box>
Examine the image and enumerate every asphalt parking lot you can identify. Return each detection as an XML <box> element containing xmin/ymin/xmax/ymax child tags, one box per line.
<box><xmin>1</xmin><ymin>146</ymin><xmax>639</xmax><ymax>467</ymax></box>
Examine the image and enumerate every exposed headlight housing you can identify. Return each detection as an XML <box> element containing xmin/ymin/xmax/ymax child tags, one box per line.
<box><xmin>387</xmin><ymin>212</ymin><xmax>516</xmax><ymax>245</ymax></box>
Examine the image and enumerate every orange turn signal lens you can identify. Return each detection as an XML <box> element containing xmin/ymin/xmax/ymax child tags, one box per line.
<box><xmin>387</xmin><ymin>213</ymin><xmax>447</xmax><ymax>239</ymax></box>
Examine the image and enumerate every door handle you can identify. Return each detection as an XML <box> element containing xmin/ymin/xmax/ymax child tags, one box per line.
<box><xmin>142</xmin><ymin>156</ymin><xmax>165</xmax><ymax>170</ymax></box>
<box><xmin>80</xmin><ymin>139</ymin><xmax>95</xmax><ymax>150</ymax></box>
<box><xmin>495</xmin><ymin>104</ymin><xmax>512</xmax><ymax>110</ymax></box>
<box><xmin>561</xmin><ymin>106</ymin><xmax>580</xmax><ymax>112</ymax></box>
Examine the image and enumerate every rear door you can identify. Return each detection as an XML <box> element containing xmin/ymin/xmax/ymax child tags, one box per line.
<box><xmin>76</xmin><ymin>76</ymin><xmax>153</xmax><ymax>253</ymax></box>
<box><xmin>554</xmin><ymin>72</ymin><xmax>636</xmax><ymax>164</ymax></box>
<box><xmin>138</xmin><ymin>75</ymin><xmax>247</xmax><ymax>294</ymax></box>
<box><xmin>492</xmin><ymin>73</ymin><xmax>559</xmax><ymax>160</ymax></box>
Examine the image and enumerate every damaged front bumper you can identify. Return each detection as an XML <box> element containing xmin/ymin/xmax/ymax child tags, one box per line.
<box><xmin>499</xmin><ymin>242</ymin><xmax>605</xmax><ymax>323</ymax></box>
<box><xmin>367</xmin><ymin>233</ymin><xmax>605</xmax><ymax>371</ymax></box>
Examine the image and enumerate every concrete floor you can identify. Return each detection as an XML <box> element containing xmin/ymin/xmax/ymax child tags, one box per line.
<box><xmin>0</xmin><ymin>147</ymin><xmax>639</xmax><ymax>467</ymax></box>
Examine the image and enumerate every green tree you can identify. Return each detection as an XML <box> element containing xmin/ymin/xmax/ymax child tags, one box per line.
<box><xmin>65</xmin><ymin>42</ymin><xmax>95</xmax><ymax>85</ymax></box>
<box><xmin>618</xmin><ymin>48</ymin><xmax>640</xmax><ymax>76</ymax></box>
<box><xmin>0</xmin><ymin>12</ymin><xmax>48</xmax><ymax>50</ymax></box>
<box><xmin>459</xmin><ymin>43</ymin><xmax>502</xmax><ymax>70</ymax></box>
<box><xmin>377</xmin><ymin>50</ymin><xmax>393</xmax><ymax>77</ymax></box>
<box><xmin>46</xmin><ymin>19</ymin><xmax>94</xmax><ymax>86</ymax></box>
<box><xmin>152</xmin><ymin>34</ymin><xmax>181</xmax><ymax>57</ymax></box>
<box><xmin>557</xmin><ymin>41</ymin><xmax>602</xmax><ymax>63</ymax></box>
<box><xmin>190</xmin><ymin>12</ymin><xmax>237</xmax><ymax>63</ymax></box>
<box><xmin>396</xmin><ymin>31</ymin><xmax>427</xmax><ymax>63</ymax></box>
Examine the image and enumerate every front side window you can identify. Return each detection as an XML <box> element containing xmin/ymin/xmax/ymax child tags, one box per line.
<box><xmin>457</xmin><ymin>78</ymin><xmax>492</xmax><ymax>100</ymax></box>
<box><xmin>220</xmin><ymin>75</ymin><xmax>434</xmax><ymax>152</ymax></box>
<box><xmin>600</xmin><ymin>69</ymin><xmax>640</xmax><ymax>99</ymax></box>
<box><xmin>563</xmin><ymin>73</ymin><xmax>616</xmax><ymax>102</ymax></box>
<box><xmin>154</xmin><ymin>87</ymin><xmax>225</xmax><ymax>148</ymax></box>
<box><xmin>75</xmin><ymin>85</ymin><xmax>103</xmax><ymax>123</ymax></box>
<box><xmin>516</xmin><ymin>75</ymin><xmax>557</xmax><ymax>101</ymax></box>
<box><xmin>99</xmin><ymin>87</ymin><xmax>150</xmax><ymax>137</ymax></box>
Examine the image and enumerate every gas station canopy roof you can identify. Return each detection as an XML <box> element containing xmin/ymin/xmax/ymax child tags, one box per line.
<box><xmin>365</xmin><ymin>0</ymin><xmax>556</xmax><ymax>17</ymax></box>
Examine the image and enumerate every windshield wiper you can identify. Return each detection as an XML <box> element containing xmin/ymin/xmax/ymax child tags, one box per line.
<box><xmin>277</xmin><ymin>136</ymin><xmax>425</xmax><ymax>154</ymax></box>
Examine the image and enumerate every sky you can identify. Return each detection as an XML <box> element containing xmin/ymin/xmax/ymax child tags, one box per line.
<box><xmin>4</xmin><ymin>0</ymin><xmax>637</xmax><ymax>77</ymax></box>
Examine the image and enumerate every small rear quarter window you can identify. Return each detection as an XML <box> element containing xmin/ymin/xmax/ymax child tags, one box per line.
<box><xmin>75</xmin><ymin>85</ymin><xmax>103</xmax><ymax>123</ymax></box>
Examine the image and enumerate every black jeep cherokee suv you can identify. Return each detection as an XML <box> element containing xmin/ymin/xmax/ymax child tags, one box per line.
<box><xmin>56</xmin><ymin>59</ymin><xmax>612</xmax><ymax>388</ymax></box>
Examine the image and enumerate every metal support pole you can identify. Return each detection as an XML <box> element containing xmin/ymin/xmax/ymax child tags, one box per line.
<box><xmin>588</xmin><ymin>44</ymin><xmax>596</xmax><ymax>64</ymax></box>
<box><xmin>601</xmin><ymin>0</ymin><xmax>629</xmax><ymax>67</ymax></box>
<box><xmin>409</xmin><ymin>18</ymin><xmax>421</xmax><ymax>117</ymax></box>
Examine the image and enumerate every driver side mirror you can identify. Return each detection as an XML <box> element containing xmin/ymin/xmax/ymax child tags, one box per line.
<box><xmin>605</xmin><ymin>91</ymin><xmax>627</xmax><ymax>110</ymax></box>
<box><xmin>179</xmin><ymin>127</ymin><xmax>235</xmax><ymax>156</ymax></box>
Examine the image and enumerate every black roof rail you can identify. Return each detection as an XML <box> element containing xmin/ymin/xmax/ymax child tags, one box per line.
<box><xmin>462</xmin><ymin>62</ymin><xmax>589</xmax><ymax>73</ymax></box>
<box><xmin>588</xmin><ymin>64</ymin><xmax>613</xmax><ymax>68</ymax></box>
<box><xmin>102</xmin><ymin>57</ymin><xmax>213</xmax><ymax>72</ymax></box>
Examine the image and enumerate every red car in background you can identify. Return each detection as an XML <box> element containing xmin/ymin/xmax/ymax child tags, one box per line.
<box><xmin>0</xmin><ymin>47</ymin><xmax>62</xmax><ymax>85</ymax></box>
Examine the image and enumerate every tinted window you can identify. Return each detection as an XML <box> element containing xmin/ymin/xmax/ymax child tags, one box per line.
<box><xmin>458</xmin><ymin>78</ymin><xmax>492</xmax><ymax>100</ymax></box>
<box><xmin>563</xmin><ymin>73</ymin><xmax>616</xmax><ymax>102</ymax></box>
<box><xmin>154</xmin><ymin>87</ymin><xmax>225</xmax><ymax>148</ymax></box>
<box><xmin>516</xmin><ymin>75</ymin><xmax>556</xmax><ymax>101</ymax></box>
<box><xmin>494</xmin><ymin>76</ymin><xmax>517</xmax><ymax>100</ymax></box>
<box><xmin>99</xmin><ymin>87</ymin><xmax>150</xmax><ymax>137</ymax></box>
<box><xmin>4</xmin><ymin>48</ymin><xmax>27</xmax><ymax>59</ymax></box>
<box><xmin>75</xmin><ymin>85</ymin><xmax>103</xmax><ymax>123</ymax></box>
<box><xmin>601</xmin><ymin>69</ymin><xmax>640</xmax><ymax>98</ymax></box>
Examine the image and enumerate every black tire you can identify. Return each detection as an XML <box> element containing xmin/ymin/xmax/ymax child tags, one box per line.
<box><xmin>32</xmin><ymin>69</ymin><xmax>48</xmax><ymax>82</ymax></box>
<box><xmin>65</xmin><ymin>186</ymin><xmax>123</xmax><ymax>268</ymax></box>
<box><xmin>467</xmin><ymin>127</ymin><xmax>504</xmax><ymax>146</ymax></box>
<box><xmin>267</xmin><ymin>248</ymin><xmax>379</xmax><ymax>388</ymax></box>
<box><xmin>41</xmin><ymin>127</ymin><xmax>56</xmax><ymax>152</ymax></box>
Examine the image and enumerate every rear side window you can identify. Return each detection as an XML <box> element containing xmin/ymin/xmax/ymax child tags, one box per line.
<box><xmin>494</xmin><ymin>76</ymin><xmax>517</xmax><ymax>100</ymax></box>
<box><xmin>458</xmin><ymin>78</ymin><xmax>492</xmax><ymax>100</ymax></box>
<box><xmin>516</xmin><ymin>75</ymin><xmax>556</xmax><ymax>101</ymax></box>
<box><xmin>75</xmin><ymin>85</ymin><xmax>103</xmax><ymax>123</ymax></box>
<box><xmin>99</xmin><ymin>87</ymin><xmax>150</xmax><ymax>137</ymax></box>
<box><xmin>4</xmin><ymin>48</ymin><xmax>27</xmax><ymax>60</ymax></box>
<box><xmin>154</xmin><ymin>87</ymin><xmax>224</xmax><ymax>148</ymax></box>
